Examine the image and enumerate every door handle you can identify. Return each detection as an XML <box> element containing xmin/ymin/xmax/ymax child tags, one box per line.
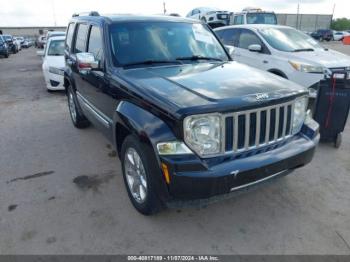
<box><xmin>263</xmin><ymin>60</ymin><xmax>268</xmax><ymax>64</ymax></box>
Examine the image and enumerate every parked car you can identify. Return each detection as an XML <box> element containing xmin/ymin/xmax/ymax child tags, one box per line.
<box><xmin>37</xmin><ymin>36</ymin><xmax>65</xmax><ymax>91</ymax></box>
<box><xmin>22</xmin><ymin>40</ymin><xmax>31</xmax><ymax>48</ymax></box>
<box><xmin>231</xmin><ymin>7</ymin><xmax>277</xmax><ymax>25</ymax></box>
<box><xmin>333</xmin><ymin>31</ymin><xmax>350</xmax><ymax>41</ymax></box>
<box><xmin>186</xmin><ymin>7</ymin><xmax>230</xmax><ymax>27</ymax></box>
<box><xmin>13</xmin><ymin>37</ymin><xmax>22</xmax><ymax>51</ymax></box>
<box><xmin>64</xmin><ymin>13</ymin><xmax>319</xmax><ymax>215</ymax></box>
<box><xmin>0</xmin><ymin>35</ymin><xmax>10</xmax><ymax>58</ymax></box>
<box><xmin>2</xmin><ymin>34</ymin><xmax>18</xmax><ymax>53</ymax></box>
<box><xmin>215</xmin><ymin>24</ymin><xmax>350</xmax><ymax>97</ymax></box>
<box><xmin>310</xmin><ymin>29</ymin><xmax>333</xmax><ymax>41</ymax></box>
<box><xmin>46</xmin><ymin>31</ymin><xmax>66</xmax><ymax>41</ymax></box>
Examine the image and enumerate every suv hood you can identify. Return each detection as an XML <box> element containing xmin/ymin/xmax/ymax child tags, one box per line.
<box><xmin>286</xmin><ymin>48</ymin><xmax>350</xmax><ymax>69</ymax></box>
<box><xmin>118</xmin><ymin>62</ymin><xmax>306</xmax><ymax>117</ymax></box>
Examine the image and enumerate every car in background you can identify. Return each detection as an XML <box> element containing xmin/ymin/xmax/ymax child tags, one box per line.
<box><xmin>37</xmin><ymin>36</ymin><xmax>65</xmax><ymax>91</ymax></box>
<box><xmin>46</xmin><ymin>31</ymin><xmax>66</xmax><ymax>41</ymax></box>
<box><xmin>310</xmin><ymin>29</ymin><xmax>333</xmax><ymax>41</ymax></box>
<box><xmin>231</xmin><ymin>7</ymin><xmax>277</xmax><ymax>25</ymax></box>
<box><xmin>36</xmin><ymin>35</ymin><xmax>47</xmax><ymax>48</ymax></box>
<box><xmin>2</xmin><ymin>34</ymin><xmax>18</xmax><ymax>53</ymax></box>
<box><xmin>215</xmin><ymin>24</ymin><xmax>350</xmax><ymax>98</ymax></box>
<box><xmin>0</xmin><ymin>35</ymin><xmax>10</xmax><ymax>58</ymax></box>
<box><xmin>333</xmin><ymin>31</ymin><xmax>350</xmax><ymax>41</ymax></box>
<box><xmin>13</xmin><ymin>37</ymin><xmax>22</xmax><ymax>51</ymax></box>
<box><xmin>186</xmin><ymin>7</ymin><xmax>230</xmax><ymax>27</ymax></box>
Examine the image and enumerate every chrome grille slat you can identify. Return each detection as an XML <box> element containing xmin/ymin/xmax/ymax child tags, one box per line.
<box><xmin>233</xmin><ymin>115</ymin><xmax>238</xmax><ymax>151</ymax></box>
<box><xmin>244</xmin><ymin>112</ymin><xmax>250</xmax><ymax>150</ymax></box>
<box><xmin>255</xmin><ymin>110</ymin><xmax>261</xmax><ymax>147</ymax></box>
<box><xmin>224</xmin><ymin>101</ymin><xmax>294</xmax><ymax>154</ymax></box>
<box><xmin>282</xmin><ymin>105</ymin><xmax>288</xmax><ymax>137</ymax></box>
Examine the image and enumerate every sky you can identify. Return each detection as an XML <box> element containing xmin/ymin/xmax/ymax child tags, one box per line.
<box><xmin>0</xmin><ymin>0</ymin><xmax>349</xmax><ymax>27</ymax></box>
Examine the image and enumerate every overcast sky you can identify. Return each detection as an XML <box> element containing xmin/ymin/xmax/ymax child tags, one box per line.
<box><xmin>0</xmin><ymin>0</ymin><xmax>348</xmax><ymax>27</ymax></box>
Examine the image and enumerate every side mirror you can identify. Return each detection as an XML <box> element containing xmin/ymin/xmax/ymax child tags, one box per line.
<box><xmin>36</xmin><ymin>50</ymin><xmax>44</xmax><ymax>56</ymax></box>
<box><xmin>248</xmin><ymin>44</ymin><xmax>262</xmax><ymax>52</ymax></box>
<box><xmin>225</xmin><ymin>45</ymin><xmax>235</xmax><ymax>57</ymax></box>
<box><xmin>76</xmin><ymin>52</ymin><xmax>99</xmax><ymax>74</ymax></box>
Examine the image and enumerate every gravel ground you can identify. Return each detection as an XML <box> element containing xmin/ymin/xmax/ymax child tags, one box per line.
<box><xmin>0</xmin><ymin>42</ymin><xmax>349</xmax><ymax>255</ymax></box>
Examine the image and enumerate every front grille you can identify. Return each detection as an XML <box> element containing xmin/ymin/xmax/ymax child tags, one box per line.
<box><xmin>223</xmin><ymin>101</ymin><xmax>294</xmax><ymax>153</ymax></box>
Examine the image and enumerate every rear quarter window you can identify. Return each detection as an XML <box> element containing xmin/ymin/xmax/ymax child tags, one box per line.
<box><xmin>65</xmin><ymin>22</ymin><xmax>75</xmax><ymax>51</ymax></box>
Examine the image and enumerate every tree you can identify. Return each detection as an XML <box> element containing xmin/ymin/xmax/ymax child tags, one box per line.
<box><xmin>331</xmin><ymin>18</ymin><xmax>350</xmax><ymax>31</ymax></box>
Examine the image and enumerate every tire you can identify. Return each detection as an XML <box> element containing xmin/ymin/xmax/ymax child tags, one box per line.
<box><xmin>334</xmin><ymin>133</ymin><xmax>342</xmax><ymax>148</ymax></box>
<box><xmin>121</xmin><ymin>135</ymin><xmax>163</xmax><ymax>215</ymax></box>
<box><xmin>4</xmin><ymin>53</ymin><xmax>9</xmax><ymax>58</ymax></box>
<box><xmin>67</xmin><ymin>86</ymin><xmax>90</xmax><ymax>129</ymax></box>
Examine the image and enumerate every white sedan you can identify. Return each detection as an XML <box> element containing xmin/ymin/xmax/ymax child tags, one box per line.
<box><xmin>38</xmin><ymin>36</ymin><xmax>65</xmax><ymax>91</ymax></box>
<box><xmin>215</xmin><ymin>24</ymin><xmax>350</xmax><ymax>97</ymax></box>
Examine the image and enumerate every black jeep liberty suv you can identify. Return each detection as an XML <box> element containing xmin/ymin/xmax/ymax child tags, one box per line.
<box><xmin>64</xmin><ymin>12</ymin><xmax>319</xmax><ymax>215</ymax></box>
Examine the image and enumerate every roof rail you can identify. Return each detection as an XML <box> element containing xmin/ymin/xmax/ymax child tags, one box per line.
<box><xmin>72</xmin><ymin>11</ymin><xmax>100</xmax><ymax>17</ymax></box>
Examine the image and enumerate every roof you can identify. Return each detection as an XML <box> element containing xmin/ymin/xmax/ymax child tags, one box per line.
<box><xmin>47</xmin><ymin>35</ymin><xmax>65</xmax><ymax>42</ymax></box>
<box><xmin>71</xmin><ymin>14</ymin><xmax>198</xmax><ymax>24</ymax></box>
<box><xmin>214</xmin><ymin>24</ymin><xmax>292</xmax><ymax>31</ymax></box>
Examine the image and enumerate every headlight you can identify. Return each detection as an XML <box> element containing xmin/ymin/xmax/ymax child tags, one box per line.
<box><xmin>49</xmin><ymin>67</ymin><xmax>64</xmax><ymax>76</ymax></box>
<box><xmin>184</xmin><ymin>114</ymin><xmax>222</xmax><ymax>156</ymax></box>
<box><xmin>157</xmin><ymin>142</ymin><xmax>193</xmax><ymax>155</ymax></box>
<box><xmin>292</xmin><ymin>96</ymin><xmax>308</xmax><ymax>134</ymax></box>
<box><xmin>289</xmin><ymin>61</ymin><xmax>324</xmax><ymax>73</ymax></box>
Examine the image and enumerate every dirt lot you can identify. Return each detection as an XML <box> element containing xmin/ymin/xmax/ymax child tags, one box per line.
<box><xmin>0</xmin><ymin>42</ymin><xmax>350</xmax><ymax>255</ymax></box>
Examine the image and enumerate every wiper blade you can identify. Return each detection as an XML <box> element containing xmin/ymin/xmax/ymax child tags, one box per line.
<box><xmin>293</xmin><ymin>48</ymin><xmax>314</xmax><ymax>52</ymax></box>
<box><xmin>123</xmin><ymin>60</ymin><xmax>181</xmax><ymax>67</ymax></box>
<box><xmin>176</xmin><ymin>55</ymin><xmax>223</xmax><ymax>62</ymax></box>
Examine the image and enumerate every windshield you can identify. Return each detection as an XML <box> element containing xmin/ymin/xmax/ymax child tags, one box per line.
<box><xmin>47</xmin><ymin>40</ymin><xmax>65</xmax><ymax>56</ymax></box>
<box><xmin>109</xmin><ymin>22</ymin><xmax>228</xmax><ymax>66</ymax></box>
<box><xmin>4</xmin><ymin>35</ymin><xmax>12</xmax><ymax>41</ymax></box>
<box><xmin>247</xmin><ymin>13</ymin><xmax>277</xmax><ymax>24</ymax></box>
<box><xmin>259</xmin><ymin>27</ymin><xmax>323</xmax><ymax>52</ymax></box>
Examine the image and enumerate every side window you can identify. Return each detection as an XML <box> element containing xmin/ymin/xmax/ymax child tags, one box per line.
<box><xmin>87</xmin><ymin>26</ymin><xmax>104</xmax><ymax>62</ymax></box>
<box><xmin>65</xmin><ymin>23</ymin><xmax>75</xmax><ymax>51</ymax></box>
<box><xmin>220</xmin><ymin>29</ymin><xmax>240</xmax><ymax>47</ymax></box>
<box><xmin>234</xmin><ymin>15</ymin><xmax>244</xmax><ymax>25</ymax></box>
<box><xmin>192</xmin><ymin>9</ymin><xmax>199</xmax><ymax>15</ymax></box>
<box><xmin>74</xmin><ymin>23</ymin><xmax>89</xmax><ymax>53</ymax></box>
<box><xmin>238</xmin><ymin>29</ymin><xmax>262</xmax><ymax>49</ymax></box>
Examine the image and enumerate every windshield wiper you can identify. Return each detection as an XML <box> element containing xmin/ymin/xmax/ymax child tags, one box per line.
<box><xmin>293</xmin><ymin>48</ymin><xmax>314</xmax><ymax>52</ymax></box>
<box><xmin>176</xmin><ymin>55</ymin><xmax>223</xmax><ymax>62</ymax></box>
<box><xmin>123</xmin><ymin>60</ymin><xmax>182</xmax><ymax>67</ymax></box>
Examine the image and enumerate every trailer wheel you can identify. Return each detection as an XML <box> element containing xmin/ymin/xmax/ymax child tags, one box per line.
<box><xmin>334</xmin><ymin>133</ymin><xmax>342</xmax><ymax>148</ymax></box>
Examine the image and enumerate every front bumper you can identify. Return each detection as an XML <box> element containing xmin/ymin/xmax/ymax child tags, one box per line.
<box><xmin>160</xmin><ymin>127</ymin><xmax>319</xmax><ymax>202</ymax></box>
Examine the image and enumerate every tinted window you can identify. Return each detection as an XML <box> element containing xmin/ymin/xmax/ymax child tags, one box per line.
<box><xmin>74</xmin><ymin>24</ymin><xmax>89</xmax><ymax>53</ymax></box>
<box><xmin>110</xmin><ymin>22</ymin><xmax>228</xmax><ymax>66</ymax></box>
<box><xmin>238</xmin><ymin>29</ymin><xmax>262</xmax><ymax>49</ymax></box>
<box><xmin>65</xmin><ymin>23</ymin><xmax>75</xmax><ymax>51</ymax></box>
<box><xmin>88</xmin><ymin>26</ymin><xmax>103</xmax><ymax>61</ymax></box>
<box><xmin>217</xmin><ymin>29</ymin><xmax>240</xmax><ymax>46</ymax></box>
<box><xmin>234</xmin><ymin>15</ymin><xmax>244</xmax><ymax>25</ymax></box>
<box><xmin>192</xmin><ymin>9</ymin><xmax>200</xmax><ymax>15</ymax></box>
<box><xmin>48</xmin><ymin>40</ymin><xmax>65</xmax><ymax>56</ymax></box>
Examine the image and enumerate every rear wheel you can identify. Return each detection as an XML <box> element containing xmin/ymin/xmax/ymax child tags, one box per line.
<box><xmin>67</xmin><ymin>86</ymin><xmax>90</xmax><ymax>129</ymax></box>
<box><xmin>121</xmin><ymin>135</ymin><xmax>163</xmax><ymax>215</ymax></box>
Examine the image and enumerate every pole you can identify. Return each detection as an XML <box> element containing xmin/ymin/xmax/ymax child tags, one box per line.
<box><xmin>296</xmin><ymin>2</ymin><xmax>300</xmax><ymax>30</ymax></box>
<box><xmin>163</xmin><ymin>1</ymin><xmax>166</xmax><ymax>15</ymax></box>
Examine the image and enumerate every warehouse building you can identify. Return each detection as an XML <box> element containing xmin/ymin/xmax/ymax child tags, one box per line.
<box><xmin>0</xmin><ymin>26</ymin><xmax>66</xmax><ymax>38</ymax></box>
<box><xmin>276</xmin><ymin>13</ymin><xmax>332</xmax><ymax>32</ymax></box>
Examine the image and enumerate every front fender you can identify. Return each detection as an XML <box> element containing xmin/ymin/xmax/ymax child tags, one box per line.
<box><xmin>113</xmin><ymin>101</ymin><xmax>177</xmax><ymax>202</ymax></box>
<box><xmin>113</xmin><ymin>101</ymin><xmax>177</xmax><ymax>156</ymax></box>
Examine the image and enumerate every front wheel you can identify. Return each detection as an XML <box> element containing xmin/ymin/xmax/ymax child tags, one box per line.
<box><xmin>121</xmin><ymin>135</ymin><xmax>163</xmax><ymax>215</ymax></box>
<box><xmin>67</xmin><ymin>86</ymin><xmax>90</xmax><ymax>129</ymax></box>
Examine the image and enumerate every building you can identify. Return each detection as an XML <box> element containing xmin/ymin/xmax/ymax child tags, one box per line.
<box><xmin>276</xmin><ymin>13</ymin><xmax>332</xmax><ymax>32</ymax></box>
<box><xmin>0</xmin><ymin>26</ymin><xmax>66</xmax><ymax>38</ymax></box>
